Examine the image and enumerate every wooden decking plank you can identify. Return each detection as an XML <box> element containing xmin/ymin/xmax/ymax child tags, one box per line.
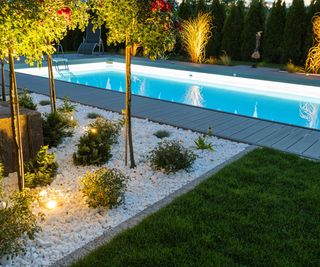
<box><xmin>214</xmin><ymin>117</ymin><xmax>250</xmax><ymax>133</ymax></box>
<box><xmin>221</xmin><ymin>119</ymin><xmax>259</xmax><ymax>136</ymax></box>
<box><xmin>272</xmin><ymin>128</ymin><xmax>310</xmax><ymax>150</ymax></box>
<box><xmin>230</xmin><ymin>120</ymin><xmax>272</xmax><ymax>140</ymax></box>
<box><xmin>242</xmin><ymin>124</ymin><xmax>285</xmax><ymax>143</ymax></box>
<box><xmin>303</xmin><ymin>140</ymin><xmax>320</xmax><ymax>159</ymax></box>
<box><xmin>256</xmin><ymin>125</ymin><xmax>294</xmax><ymax>146</ymax></box>
<box><xmin>287</xmin><ymin>131</ymin><xmax>320</xmax><ymax>154</ymax></box>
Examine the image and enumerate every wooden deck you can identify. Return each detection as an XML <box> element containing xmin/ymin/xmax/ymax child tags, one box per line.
<box><xmin>10</xmin><ymin>70</ymin><xmax>320</xmax><ymax>160</ymax></box>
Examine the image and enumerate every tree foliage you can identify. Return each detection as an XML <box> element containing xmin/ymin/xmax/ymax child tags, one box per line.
<box><xmin>178</xmin><ymin>0</ymin><xmax>193</xmax><ymax>20</ymax></box>
<box><xmin>90</xmin><ymin>0</ymin><xmax>177</xmax><ymax>60</ymax></box>
<box><xmin>221</xmin><ymin>0</ymin><xmax>245</xmax><ymax>60</ymax></box>
<box><xmin>241</xmin><ymin>0</ymin><xmax>265</xmax><ymax>61</ymax></box>
<box><xmin>281</xmin><ymin>0</ymin><xmax>306</xmax><ymax>64</ymax></box>
<box><xmin>207</xmin><ymin>0</ymin><xmax>226</xmax><ymax>57</ymax></box>
<box><xmin>263</xmin><ymin>0</ymin><xmax>286</xmax><ymax>63</ymax></box>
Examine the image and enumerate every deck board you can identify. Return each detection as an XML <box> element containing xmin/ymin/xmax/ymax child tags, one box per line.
<box><xmin>13</xmin><ymin>71</ymin><xmax>320</xmax><ymax>160</ymax></box>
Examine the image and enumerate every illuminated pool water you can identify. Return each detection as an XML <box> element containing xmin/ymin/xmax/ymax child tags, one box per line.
<box><xmin>18</xmin><ymin>62</ymin><xmax>320</xmax><ymax>130</ymax></box>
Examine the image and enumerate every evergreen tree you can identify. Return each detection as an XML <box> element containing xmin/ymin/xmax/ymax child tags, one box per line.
<box><xmin>241</xmin><ymin>0</ymin><xmax>265</xmax><ymax>61</ymax></box>
<box><xmin>221</xmin><ymin>0</ymin><xmax>245</xmax><ymax>60</ymax></box>
<box><xmin>281</xmin><ymin>0</ymin><xmax>306</xmax><ymax>64</ymax></box>
<box><xmin>304</xmin><ymin>0</ymin><xmax>320</xmax><ymax>60</ymax></box>
<box><xmin>263</xmin><ymin>0</ymin><xmax>286</xmax><ymax>63</ymax></box>
<box><xmin>207</xmin><ymin>0</ymin><xmax>226</xmax><ymax>57</ymax></box>
<box><xmin>178</xmin><ymin>0</ymin><xmax>193</xmax><ymax>20</ymax></box>
<box><xmin>195</xmin><ymin>0</ymin><xmax>208</xmax><ymax>16</ymax></box>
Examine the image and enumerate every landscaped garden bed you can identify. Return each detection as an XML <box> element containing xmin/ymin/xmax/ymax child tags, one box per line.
<box><xmin>1</xmin><ymin>93</ymin><xmax>248</xmax><ymax>266</ymax></box>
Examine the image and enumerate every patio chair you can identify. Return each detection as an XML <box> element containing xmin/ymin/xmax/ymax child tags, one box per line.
<box><xmin>77</xmin><ymin>23</ymin><xmax>104</xmax><ymax>55</ymax></box>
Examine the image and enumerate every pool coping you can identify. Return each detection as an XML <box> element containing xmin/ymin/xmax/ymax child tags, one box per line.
<box><xmin>50</xmin><ymin>145</ymin><xmax>257</xmax><ymax>267</ymax></box>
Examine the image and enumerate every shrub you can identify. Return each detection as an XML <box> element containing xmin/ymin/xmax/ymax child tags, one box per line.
<box><xmin>219</xmin><ymin>51</ymin><xmax>231</xmax><ymax>66</ymax></box>
<box><xmin>0</xmin><ymin>164</ymin><xmax>41</xmax><ymax>257</ymax></box>
<box><xmin>205</xmin><ymin>56</ymin><xmax>218</xmax><ymax>65</ymax></box>
<box><xmin>153</xmin><ymin>130</ymin><xmax>171</xmax><ymax>139</ymax></box>
<box><xmin>18</xmin><ymin>89</ymin><xmax>37</xmax><ymax>110</ymax></box>
<box><xmin>285</xmin><ymin>60</ymin><xmax>304</xmax><ymax>73</ymax></box>
<box><xmin>181</xmin><ymin>13</ymin><xmax>212</xmax><ymax>63</ymax></box>
<box><xmin>24</xmin><ymin>146</ymin><xmax>58</xmax><ymax>188</ymax></box>
<box><xmin>87</xmin><ymin>112</ymin><xmax>103</xmax><ymax>119</ymax></box>
<box><xmin>194</xmin><ymin>136</ymin><xmax>214</xmax><ymax>151</ymax></box>
<box><xmin>81</xmin><ymin>167</ymin><xmax>127</xmax><ymax>208</ymax></box>
<box><xmin>42</xmin><ymin>112</ymin><xmax>74</xmax><ymax>147</ymax></box>
<box><xmin>149</xmin><ymin>140</ymin><xmax>196</xmax><ymax>173</ymax></box>
<box><xmin>73</xmin><ymin>118</ymin><xmax>120</xmax><ymax>166</ymax></box>
<box><xmin>58</xmin><ymin>96</ymin><xmax>76</xmax><ymax>114</ymax></box>
<box><xmin>39</xmin><ymin>100</ymin><xmax>51</xmax><ymax>106</ymax></box>
<box><xmin>58</xmin><ymin>96</ymin><xmax>77</xmax><ymax>128</ymax></box>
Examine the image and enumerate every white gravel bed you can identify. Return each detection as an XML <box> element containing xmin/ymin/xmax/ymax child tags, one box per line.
<box><xmin>1</xmin><ymin>93</ymin><xmax>248</xmax><ymax>267</ymax></box>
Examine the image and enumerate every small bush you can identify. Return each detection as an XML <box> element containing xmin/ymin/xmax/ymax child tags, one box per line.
<box><xmin>87</xmin><ymin>112</ymin><xmax>103</xmax><ymax>119</ymax></box>
<box><xmin>19</xmin><ymin>89</ymin><xmax>37</xmax><ymax>110</ymax></box>
<box><xmin>149</xmin><ymin>140</ymin><xmax>196</xmax><ymax>173</ymax></box>
<box><xmin>205</xmin><ymin>57</ymin><xmax>218</xmax><ymax>65</ymax></box>
<box><xmin>58</xmin><ymin>97</ymin><xmax>78</xmax><ymax>128</ymax></box>
<box><xmin>219</xmin><ymin>51</ymin><xmax>231</xmax><ymax>66</ymax></box>
<box><xmin>81</xmin><ymin>167</ymin><xmax>127</xmax><ymax>208</ymax></box>
<box><xmin>194</xmin><ymin>136</ymin><xmax>214</xmax><ymax>151</ymax></box>
<box><xmin>285</xmin><ymin>60</ymin><xmax>303</xmax><ymax>73</ymax></box>
<box><xmin>73</xmin><ymin>118</ymin><xmax>120</xmax><ymax>166</ymax></box>
<box><xmin>58</xmin><ymin>96</ymin><xmax>76</xmax><ymax>113</ymax></box>
<box><xmin>42</xmin><ymin>112</ymin><xmax>74</xmax><ymax>147</ymax></box>
<box><xmin>24</xmin><ymin>146</ymin><xmax>58</xmax><ymax>188</ymax></box>
<box><xmin>154</xmin><ymin>130</ymin><xmax>171</xmax><ymax>139</ymax></box>
<box><xmin>39</xmin><ymin>100</ymin><xmax>51</xmax><ymax>106</ymax></box>
<box><xmin>0</xmin><ymin>163</ymin><xmax>41</xmax><ymax>257</ymax></box>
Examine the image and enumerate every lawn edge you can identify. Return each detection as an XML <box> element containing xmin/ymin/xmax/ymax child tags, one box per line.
<box><xmin>50</xmin><ymin>145</ymin><xmax>257</xmax><ymax>267</ymax></box>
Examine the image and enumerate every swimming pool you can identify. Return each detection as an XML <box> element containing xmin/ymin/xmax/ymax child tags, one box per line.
<box><xmin>18</xmin><ymin>62</ymin><xmax>320</xmax><ymax>130</ymax></box>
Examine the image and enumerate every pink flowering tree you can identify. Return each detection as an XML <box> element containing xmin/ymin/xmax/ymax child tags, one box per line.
<box><xmin>90</xmin><ymin>0</ymin><xmax>178</xmax><ymax>168</ymax></box>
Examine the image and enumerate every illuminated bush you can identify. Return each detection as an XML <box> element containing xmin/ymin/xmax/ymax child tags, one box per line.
<box><xmin>19</xmin><ymin>89</ymin><xmax>37</xmax><ymax>110</ymax></box>
<box><xmin>306</xmin><ymin>14</ymin><xmax>320</xmax><ymax>74</ymax></box>
<box><xmin>24</xmin><ymin>146</ymin><xmax>58</xmax><ymax>188</ymax></box>
<box><xmin>181</xmin><ymin>13</ymin><xmax>212</xmax><ymax>63</ymax></box>
<box><xmin>81</xmin><ymin>167</ymin><xmax>127</xmax><ymax>209</ymax></box>
<box><xmin>0</xmin><ymin>163</ymin><xmax>41</xmax><ymax>257</ymax></box>
<box><xmin>73</xmin><ymin>118</ymin><xmax>120</xmax><ymax>166</ymax></box>
<box><xmin>42</xmin><ymin>112</ymin><xmax>75</xmax><ymax>147</ymax></box>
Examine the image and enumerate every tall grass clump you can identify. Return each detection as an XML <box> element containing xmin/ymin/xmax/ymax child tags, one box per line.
<box><xmin>306</xmin><ymin>14</ymin><xmax>320</xmax><ymax>74</ymax></box>
<box><xmin>181</xmin><ymin>13</ymin><xmax>212</xmax><ymax>63</ymax></box>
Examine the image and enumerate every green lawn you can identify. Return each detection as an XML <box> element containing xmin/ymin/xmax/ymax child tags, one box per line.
<box><xmin>73</xmin><ymin>148</ymin><xmax>320</xmax><ymax>267</ymax></box>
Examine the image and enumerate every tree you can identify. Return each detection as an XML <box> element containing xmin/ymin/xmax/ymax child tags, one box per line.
<box><xmin>178</xmin><ymin>0</ymin><xmax>193</xmax><ymax>20</ymax></box>
<box><xmin>207</xmin><ymin>0</ymin><xmax>226</xmax><ymax>57</ymax></box>
<box><xmin>35</xmin><ymin>0</ymin><xmax>88</xmax><ymax>113</ymax></box>
<box><xmin>0</xmin><ymin>52</ymin><xmax>6</xmax><ymax>102</ymax></box>
<box><xmin>281</xmin><ymin>0</ymin><xmax>306</xmax><ymax>64</ymax></box>
<box><xmin>263</xmin><ymin>0</ymin><xmax>286</xmax><ymax>63</ymax></box>
<box><xmin>90</xmin><ymin>0</ymin><xmax>177</xmax><ymax>168</ymax></box>
<box><xmin>195</xmin><ymin>0</ymin><xmax>208</xmax><ymax>15</ymax></box>
<box><xmin>0</xmin><ymin>0</ymin><xmax>41</xmax><ymax>191</ymax></box>
<box><xmin>221</xmin><ymin>0</ymin><xmax>245</xmax><ymax>60</ymax></box>
<box><xmin>241</xmin><ymin>0</ymin><xmax>265</xmax><ymax>61</ymax></box>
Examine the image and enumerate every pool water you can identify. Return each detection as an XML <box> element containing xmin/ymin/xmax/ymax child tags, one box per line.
<box><xmin>55</xmin><ymin>68</ymin><xmax>320</xmax><ymax>130</ymax></box>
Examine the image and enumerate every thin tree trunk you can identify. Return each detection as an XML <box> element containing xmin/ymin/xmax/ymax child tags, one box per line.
<box><xmin>47</xmin><ymin>53</ymin><xmax>57</xmax><ymax>112</ymax></box>
<box><xmin>125</xmin><ymin>37</ymin><xmax>136</xmax><ymax>168</ymax></box>
<box><xmin>8</xmin><ymin>48</ymin><xmax>24</xmax><ymax>191</ymax></box>
<box><xmin>1</xmin><ymin>59</ymin><xmax>6</xmax><ymax>101</ymax></box>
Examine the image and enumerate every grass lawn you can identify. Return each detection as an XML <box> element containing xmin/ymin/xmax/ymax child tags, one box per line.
<box><xmin>73</xmin><ymin>148</ymin><xmax>320</xmax><ymax>267</ymax></box>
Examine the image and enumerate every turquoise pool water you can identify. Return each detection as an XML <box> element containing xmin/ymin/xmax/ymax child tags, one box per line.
<box><xmin>56</xmin><ymin>69</ymin><xmax>320</xmax><ymax>130</ymax></box>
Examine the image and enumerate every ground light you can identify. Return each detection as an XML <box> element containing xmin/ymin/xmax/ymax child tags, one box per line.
<box><xmin>39</xmin><ymin>189</ymin><xmax>61</xmax><ymax>210</ymax></box>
